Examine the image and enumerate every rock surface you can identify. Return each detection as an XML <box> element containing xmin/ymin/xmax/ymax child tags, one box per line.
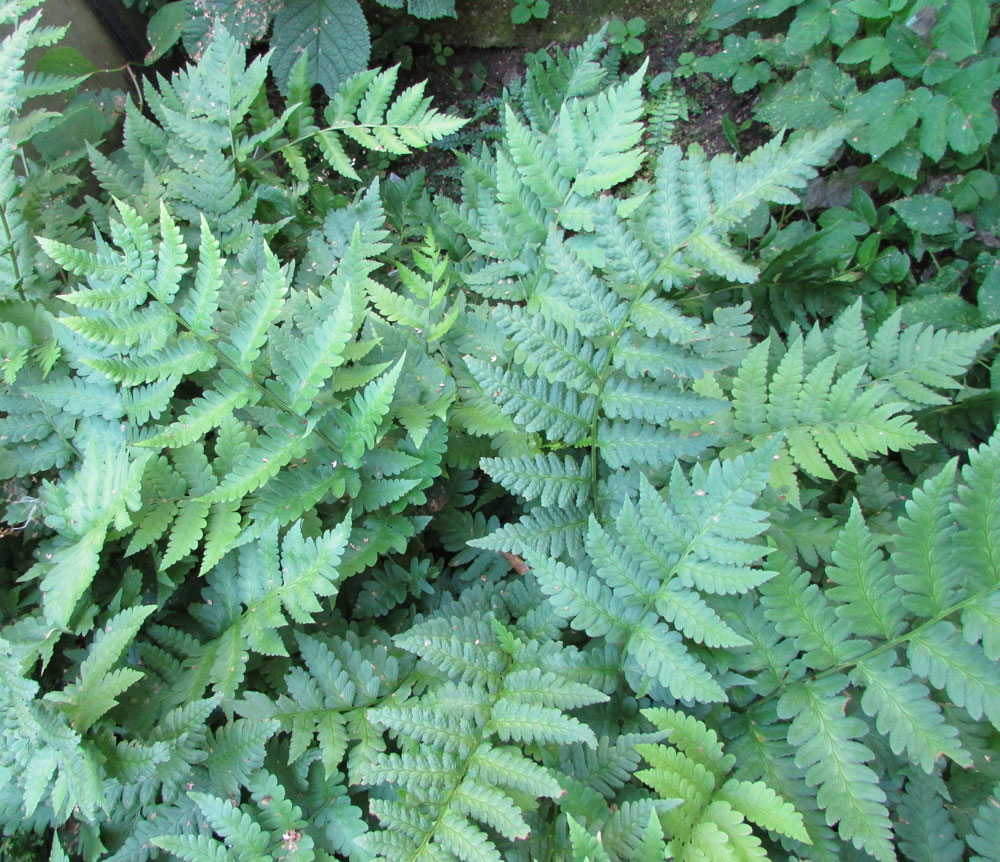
<box><xmin>417</xmin><ymin>0</ymin><xmax>709</xmax><ymax>49</ymax></box>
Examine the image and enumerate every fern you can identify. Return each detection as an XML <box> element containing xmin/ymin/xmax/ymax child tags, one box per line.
<box><xmin>644</xmin><ymin>72</ymin><xmax>689</xmax><ymax>153</ymax></box>
<box><xmin>635</xmin><ymin>708</ymin><xmax>809</xmax><ymax>858</ymax></box>
<box><xmin>528</xmin><ymin>444</ymin><xmax>776</xmax><ymax>704</ymax></box>
<box><xmin>725</xmin><ymin>300</ymin><xmax>995</xmax><ymax>506</ymax></box>
<box><xmin>714</xmin><ymin>434</ymin><xmax>1000</xmax><ymax>858</ymax></box>
<box><xmin>151</xmin><ymin>768</ymin><xmax>348</xmax><ymax>862</ymax></box>
<box><xmin>0</xmin><ymin>1</ymin><xmax>87</xmax><ymax>303</ymax></box>
<box><xmin>5</xmin><ymin>18</ymin><xmax>1000</xmax><ymax>862</ymax></box>
<box><xmin>237</xmin><ymin>627</ymin><xmax>406</xmax><ymax>781</ymax></box>
<box><xmin>160</xmin><ymin>515</ymin><xmax>352</xmax><ymax>702</ymax></box>
<box><xmin>446</xmin><ymin>49</ymin><xmax>844</xmax><ymax>527</ymax></box>
<box><xmin>39</xmin><ymin>174</ymin><xmax>440</xmax><ymax>589</ymax></box>
<box><xmin>0</xmin><ymin>635</ymin><xmax>105</xmax><ymax>824</ymax></box>
<box><xmin>360</xmin><ymin>611</ymin><xmax>607</xmax><ymax>862</ymax></box>
<box><xmin>0</xmin><ymin>27</ymin><xmax>467</xmax><ymax>855</ymax></box>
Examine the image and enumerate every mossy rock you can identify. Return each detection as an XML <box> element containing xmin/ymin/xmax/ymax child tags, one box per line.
<box><xmin>423</xmin><ymin>0</ymin><xmax>708</xmax><ymax>49</ymax></box>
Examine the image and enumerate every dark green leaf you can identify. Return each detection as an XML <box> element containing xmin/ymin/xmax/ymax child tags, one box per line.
<box><xmin>35</xmin><ymin>47</ymin><xmax>96</xmax><ymax>77</ymax></box>
<box><xmin>145</xmin><ymin>2</ymin><xmax>187</xmax><ymax>64</ymax></box>
<box><xmin>892</xmin><ymin>195</ymin><xmax>955</xmax><ymax>235</ymax></box>
<box><xmin>270</xmin><ymin>0</ymin><xmax>371</xmax><ymax>95</ymax></box>
<box><xmin>935</xmin><ymin>0</ymin><xmax>989</xmax><ymax>61</ymax></box>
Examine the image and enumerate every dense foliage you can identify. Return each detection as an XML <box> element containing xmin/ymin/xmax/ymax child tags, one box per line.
<box><xmin>2</xmin><ymin>0</ymin><xmax>1000</xmax><ymax>859</ymax></box>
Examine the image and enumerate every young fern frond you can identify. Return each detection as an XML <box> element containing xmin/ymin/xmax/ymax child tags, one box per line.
<box><xmin>634</xmin><ymin>708</ymin><xmax>809</xmax><ymax>859</ymax></box>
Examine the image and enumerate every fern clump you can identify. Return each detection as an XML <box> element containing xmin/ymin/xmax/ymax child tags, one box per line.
<box><xmin>2</xmin><ymin>7</ymin><xmax>1000</xmax><ymax>862</ymax></box>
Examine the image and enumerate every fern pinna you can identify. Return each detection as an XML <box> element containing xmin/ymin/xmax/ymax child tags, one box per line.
<box><xmin>3</xmin><ymin>11</ymin><xmax>1000</xmax><ymax>862</ymax></box>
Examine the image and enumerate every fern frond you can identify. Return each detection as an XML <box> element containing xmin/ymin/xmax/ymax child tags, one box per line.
<box><xmin>907</xmin><ymin>621</ymin><xmax>1000</xmax><ymax>729</ymax></box>
<box><xmin>222</xmin><ymin>242</ymin><xmax>289</xmax><ymax>371</ymax></box>
<box><xmin>172</xmin><ymin>515</ymin><xmax>351</xmax><ymax>701</ymax></box>
<box><xmin>141</xmin><ymin>370</ymin><xmax>256</xmax><ymax>449</ymax></box>
<box><xmin>88</xmin><ymin>337</ymin><xmax>216</xmax><ymax>386</ymax></box>
<box><xmin>465</xmin><ymin>356</ymin><xmax>594</xmax><ymax>444</ymax></box>
<box><xmin>361</xmin><ymin>597</ymin><xmax>606</xmax><ymax>862</ymax></box>
<box><xmin>651</xmin><ymin>127</ymin><xmax>845</xmax><ymax>286</ymax></box>
<box><xmin>50</xmin><ymin>606</ymin><xmax>155</xmax><ymax>733</ymax></box>
<box><xmin>969</xmin><ymin>784</ymin><xmax>1000</xmax><ymax>862</ymax></box>
<box><xmin>600</xmin><ymin>375</ymin><xmax>721</xmax><ymax>424</ymax></box>
<box><xmin>494</xmin><ymin>305</ymin><xmax>603</xmax><ymax>390</ymax></box>
<box><xmin>324</xmin><ymin>356</ymin><xmax>404</xmax><ymax>467</ymax></box>
<box><xmin>778</xmin><ymin>676</ymin><xmax>895</xmax><ymax>862</ymax></box>
<box><xmin>470</xmin><ymin>503</ymin><xmax>588</xmax><ymax>560</ymax></box>
<box><xmin>480</xmin><ymin>453</ymin><xmax>590</xmax><ymax>508</ymax></box>
<box><xmin>731</xmin><ymin>333</ymin><xmax>931</xmax><ymax>501</ymax></box>
<box><xmin>32</xmin><ymin>438</ymin><xmax>150</xmax><ymax>627</ymax></box>
<box><xmin>895</xmin><ymin>771</ymin><xmax>963</xmax><ymax>862</ymax></box>
<box><xmin>636</xmin><ymin>708</ymin><xmax>809</xmax><ymax>858</ymax></box>
<box><xmin>595</xmin><ymin>419</ymin><xmax>711</xmax><ymax>469</ymax></box>
<box><xmin>201</xmin><ymin>414</ymin><xmax>317</xmax><ymax>503</ymax></box>
<box><xmin>851</xmin><ymin>650</ymin><xmax>970</xmax><ymax>772</ymax></box>
<box><xmin>320</xmin><ymin>67</ymin><xmax>466</xmax><ymax>176</ymax></box>
<box><xmin>557</xmin><ymin>62</ymin><xmax>647</xmax><ymax>202</ymax></box>
<box><xmin>826</xmin><ymin>501</ymin><xmax>905</xmax><ymax>640</ymax></box>
<box><xmin>869</xmin><ymin>309</ymin><xmax>998</xmax><ymax>407</ymax></box>
<box><xmin>281</xmin><ymin>287</ymin><xmax>355</xmax><ymax>414</ymax></box>
<box><xmin>542</xmin><ymin>232</ymin><xmax>627</xmax><ymax>338</ymax></box>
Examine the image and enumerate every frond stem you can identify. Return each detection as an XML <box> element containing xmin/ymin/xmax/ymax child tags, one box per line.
<box><xmin>0</xmin><ymin>203</ymin><xmax>26</xmax><ymax>300</ymax></box>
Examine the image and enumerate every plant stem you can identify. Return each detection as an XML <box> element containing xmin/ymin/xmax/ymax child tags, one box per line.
<box><xmin>0</xmin><ymin>203</ymin><xmax>26</xmax><ymax>300</ymax></box>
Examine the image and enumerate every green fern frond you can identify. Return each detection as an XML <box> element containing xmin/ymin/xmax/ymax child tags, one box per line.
<box><xmin>47</xmin><ymin>605</ymin><xmax>155</xmax><ymax>733</ymax></box>
<box><xmin>869</xmin><ymin>309</ymin><xmax>999</xmax><ymax>407</ymax></box>
<box><xmin>969</xmin><ymin>783</ymin><xmax>1000</xmax><ymax>862</ymax></box>
<box><xmin>152</xmin><ymin>768</ymin><xmax>319</xmax><ymax>862</ymax></box>
<box><xmin>651</xmin><ymin>127</ymin><xmax>845</xmax><ymax>286</ymax></box>
<box><xmin>170</xmin><ymin>515</ymin><xmax>351</xmax><ymax>701</ymax></box>
<box><xmin>31</xmin><ymin>437</ymin><xmax>150</xmax><ymax>627</ymax></box>
<box><xmin>895</xmin><ymin>771</ymin><xmax>963</xmax><ymax>862</ymax></box>
<box><xmin>635</xmin><ymin>708</ymin><xmax>809</xmax><ymax>858</ymax></box>
<box><xmin>731</xmin><ymin>331</ymin><xmax>932</xmax><ymax>504</ymax></box>
<box><xmin>360</xmin><ymin>598</ymin><xmax>607</xmax><ymax>862</ymax></box>
<box><xmin>514</xmin><ymin>31</ymin><xmax>608</xmax><ymax>132</ymax></box>
<box><xmin>529</xmin><ymin>444</ymin><xmax>776</xmax><ymax>704</ymax></box>
<box><xmin>319</xmin><ymin>67</ymin><xmax>467</xmax><ymax>178</ymax></box>
<box><xmin>480</xmin><ymin>453</ymin><xmax>590</xmax><ymax>508</ymax></box>
<box><xmin>778</xmin><ymin>676</ymin><xmax>895</xmax><ymax>861</ymax></box>
<box><xmin>238</xmin><ymin>629</ymin><xmax>400</xmax><ymax>780</ymax></box>
<box><xmin>470</xmin><ymin>503</ymin><xmax>588</xmax><ymax>560</ymax></box>
<box><xmin>465</xmin><ymin>356</ymin><xmax>595</xmax><ymax>444</ymax></box>
<box><xmin>555</xmin><ymin>62</ymin><xmax>647</xmax><ymax>211</ymax></box>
